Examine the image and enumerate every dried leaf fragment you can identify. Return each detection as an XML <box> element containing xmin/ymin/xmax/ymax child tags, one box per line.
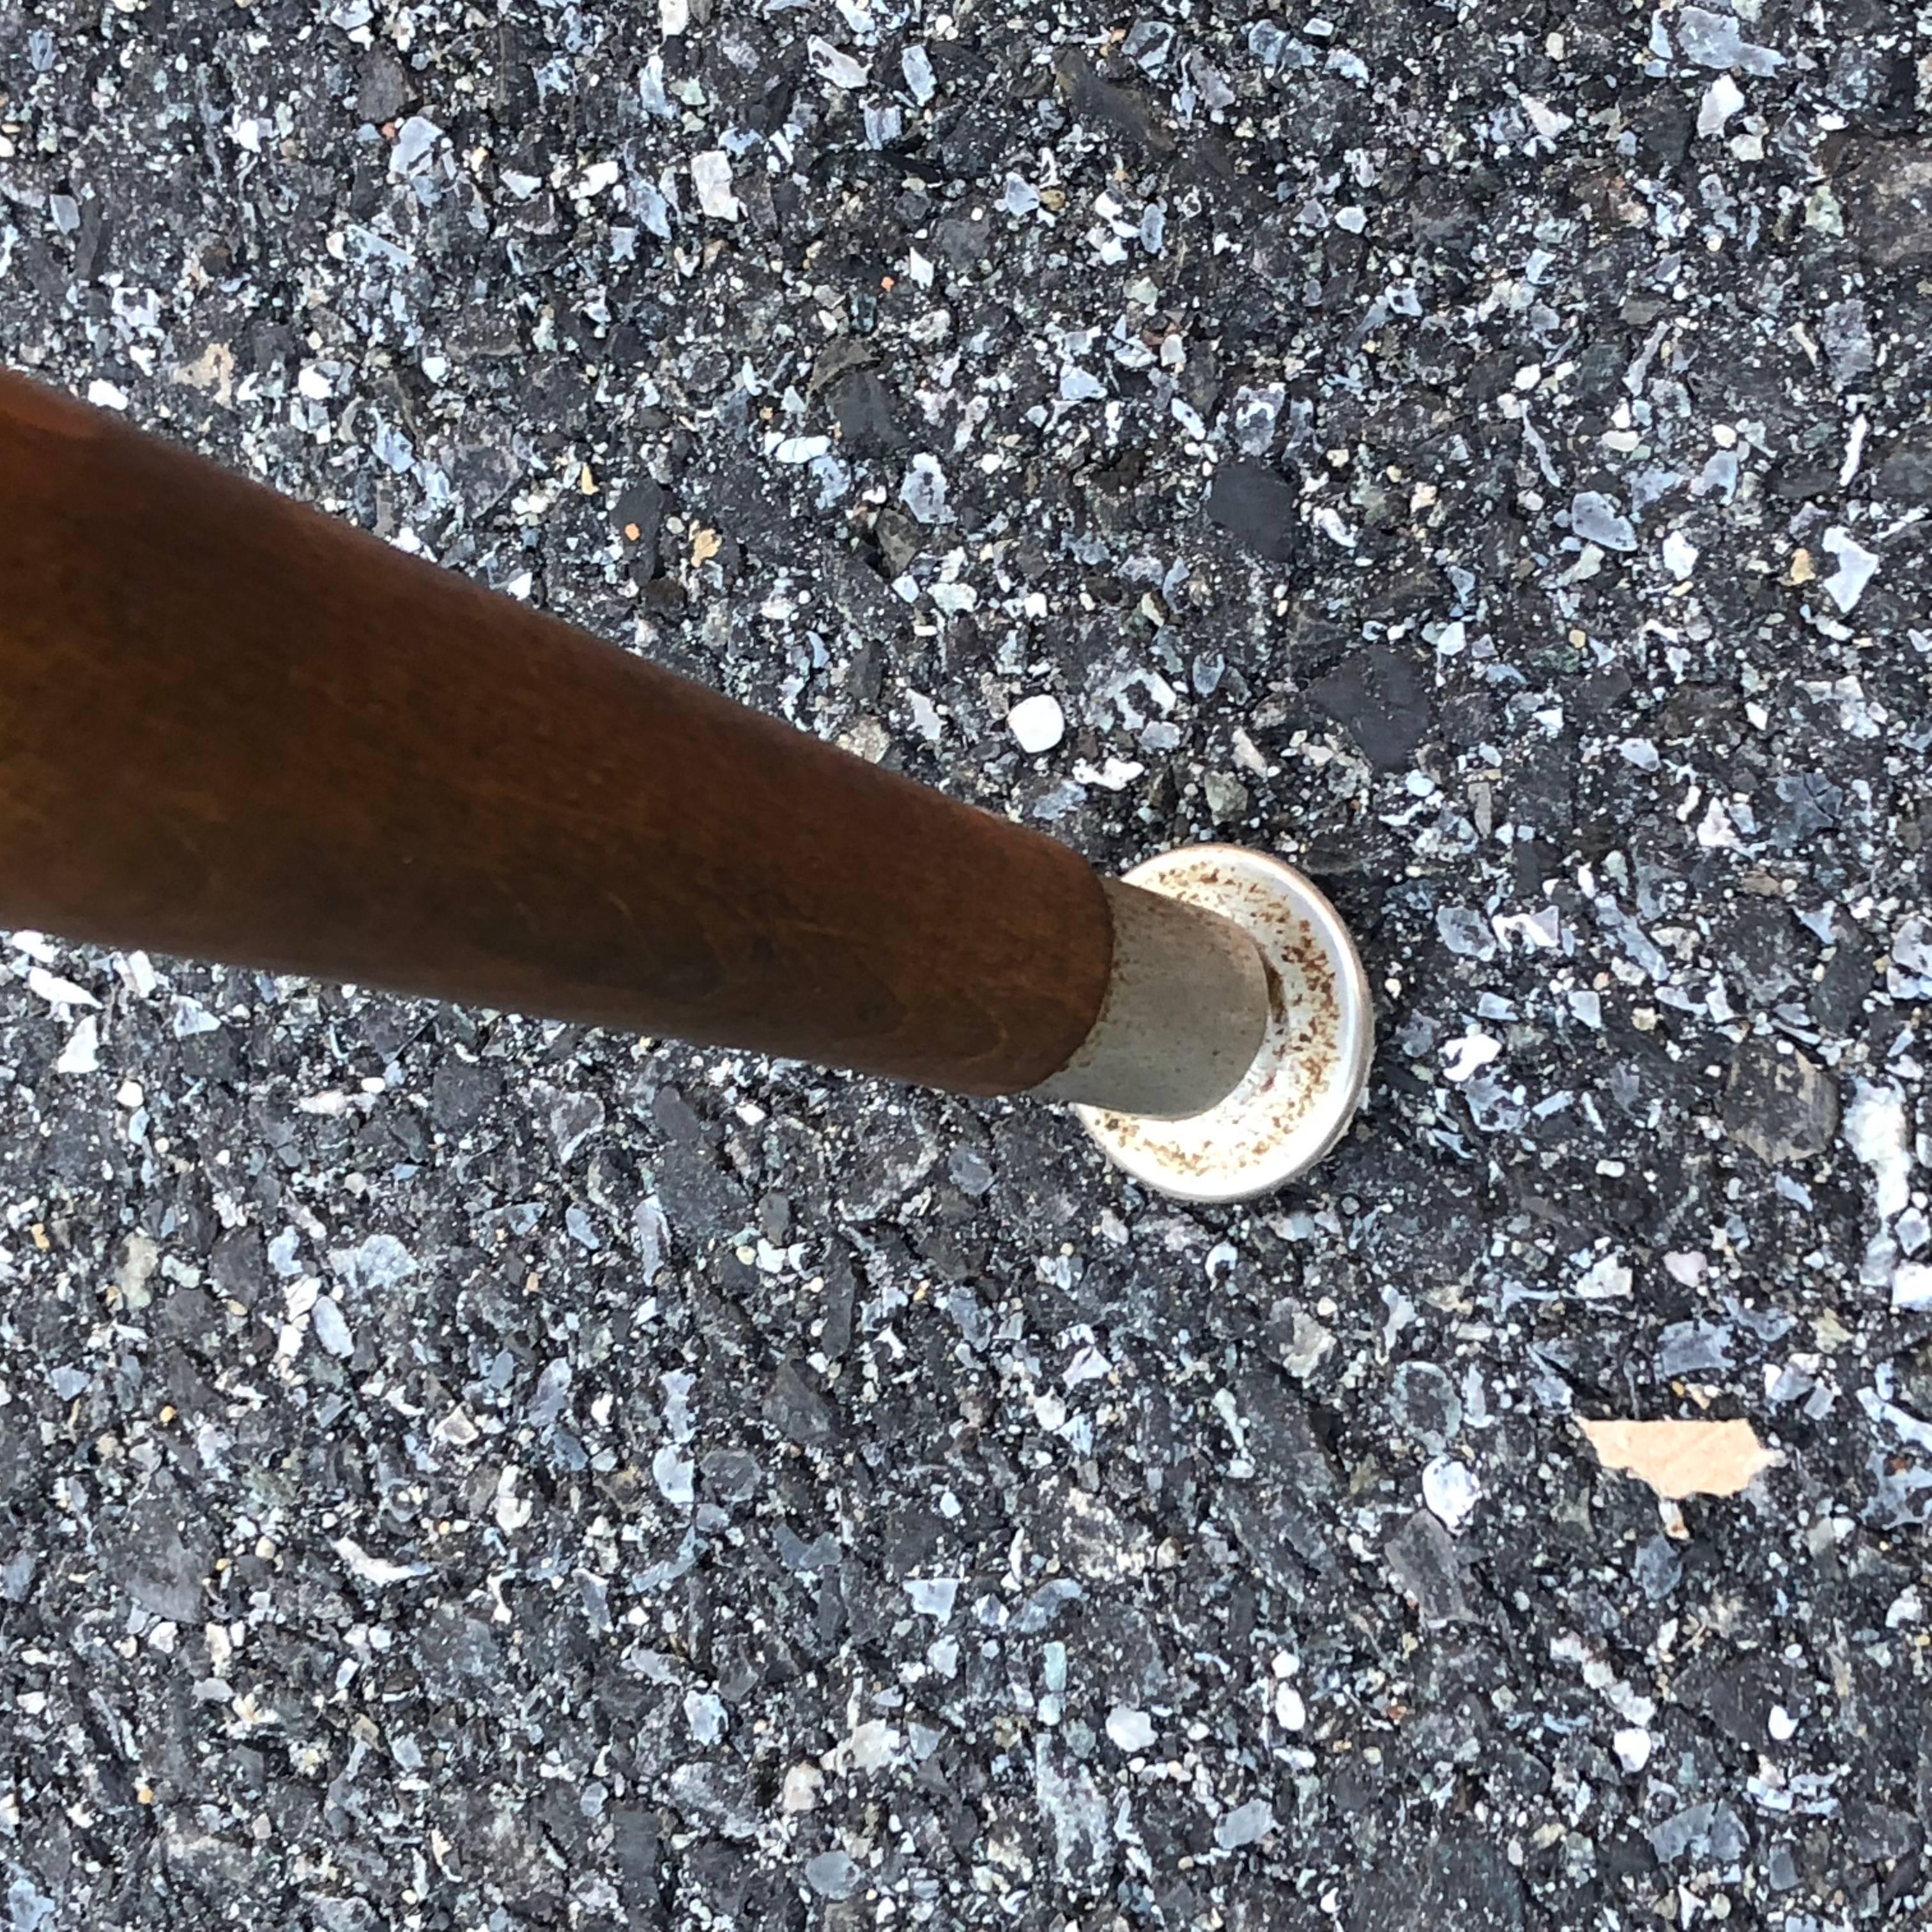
<box><xmin>690</xmin><ymin>527</ymin><xmax>721</xmax><ymax>566</ymax></box>
<box><xmin>1577</xmin><ymin>1417</ymin><xmax>1777</xmax><ymax>1499</ymax></box>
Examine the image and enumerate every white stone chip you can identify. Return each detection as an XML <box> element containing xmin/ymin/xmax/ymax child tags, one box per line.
<box><xmin>1893</xmin><ymin>1262</ymin><xmax>1932</xmax><ymax>1312</ymax></box>
<box><xmin>836</xmin><ymin>1717</ymin><xmax>903</xmax><ymax>1772</ymax></box>
<box><xmin>652</xmin><ymin>1443</ymin><xmax>694</xmax><ymax>1506</ymax></box>
<box><xmin>1676</xmin><ymin>6</ymin><xmax>1784</xmax><ymax>74</ymax></box>
<box><xmin>903</xmin><ymin>1577</ymin><xmax>960</xmax><ymax>1621</ymax></box>
<box><xmin>807</xmin><ymin>36</ymin><xmax>870</xmax><ymax>89</ymax></box>
<box><xmin>331</xmin><ymin>1536</ymin><xmax>429</xmax><ymax>1585</ymax></box>
<box><xmin>1820</xmin><ymin>527</ymin><xmax>1879</xmax><ymax>613</ymax></box>
<box><xmin>901</xmin><ymin>45</ymin><xmax>937</xmax><ymax>104</ymax></box>
<box><xmin>54</xmin><ymin>1017</ymin><xmax>100</xmax><ymax>1075</ymax></box>
<box><xmin>310</xmin><ymin>1294</ymin><xmax>355</xmax><ymax>1358</ymax></box>
<box><xmin>1215</xmin><ymin>1799</ymin><xmax>1275</xmax><ymax>1850</ymax></box>
<box><xmin>27</xmin><ymin>966</ymin><xmax>99</xmax><ymax>1009</ymax></box>
<box><xmin>1570</xmin><ymin>491</ymin><xmax>1637</xmax><ymax>551</ymax></box>
<box><xmin>390</xmin><ymin>115</ymin><xmax>442</xmax><ymax>176</ymax></box>
<box><xmin>1423</xmin><ymin>1456</ymin><xmax>1480</xmax><ymax>1532</ymax></box>
<box><xmin>690</xmin><ymin>151</ymin><xmax>741</xmax><ymax>221</ymax></box>
<box><xmin>900</xmin><ymin>453</ymin><xmax>949</xmax><ymax>525</ymax></box>
<box><xmin>1442</xmin><ymin>1031</ymin><xmax>1501</xmax><ymax>1082</ymax></box>
<box><xmin>1846</xmin><ymin>1082</ymin><xmax>1911</xmax><ymax>1220</ymax></box>
<box><xmin>1698</xmin><ymin>74</ymin><xmax>1745</xmax><ymax>135</ymax></box>
<box><xmin>1575</xmin><ymin>1254</ymin><xmax>1634</xmax><ymax>1300</ymax></box>
<box><xmin>1007</xmin><ymin>694</ymin><xmax>1066</xmax><ymax>754</ymax></box>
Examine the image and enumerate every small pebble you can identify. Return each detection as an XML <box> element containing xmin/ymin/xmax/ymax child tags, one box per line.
<box><xmin>1007</xmin><ymin>694</ymin><xmax>1065</xmax><ymax>754</ymax></box>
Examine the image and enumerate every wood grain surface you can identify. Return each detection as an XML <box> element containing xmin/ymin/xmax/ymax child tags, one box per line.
<box><xmin>0</xmin><ymin>368</ymin><xmax>1113</xmax><ymax>1094</ymax></box>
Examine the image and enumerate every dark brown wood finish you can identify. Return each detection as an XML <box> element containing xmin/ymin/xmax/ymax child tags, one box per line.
<box><xmin>0</xmin><ymin>368</ymin><xmax>1113</xmax><ymax>1094</ymax></box>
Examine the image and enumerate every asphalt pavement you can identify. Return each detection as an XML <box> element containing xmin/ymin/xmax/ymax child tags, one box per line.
<box><xmin>1</xmin><ymin>1</ymin><xmax>1929</xmax><ymax>1926</ymax></box>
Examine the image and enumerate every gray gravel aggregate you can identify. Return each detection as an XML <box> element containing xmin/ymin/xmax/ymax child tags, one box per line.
<box><xmin>3</xmin><ymin>0</ymin><xmax>1931</xmax><ymax>1926</ymax></box>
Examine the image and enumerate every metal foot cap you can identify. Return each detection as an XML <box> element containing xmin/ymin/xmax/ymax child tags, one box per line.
<box><xmin>1074</xmin><ymin>846</ymin><xmax>1372</xmax><ymax>1203</ymax></box>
